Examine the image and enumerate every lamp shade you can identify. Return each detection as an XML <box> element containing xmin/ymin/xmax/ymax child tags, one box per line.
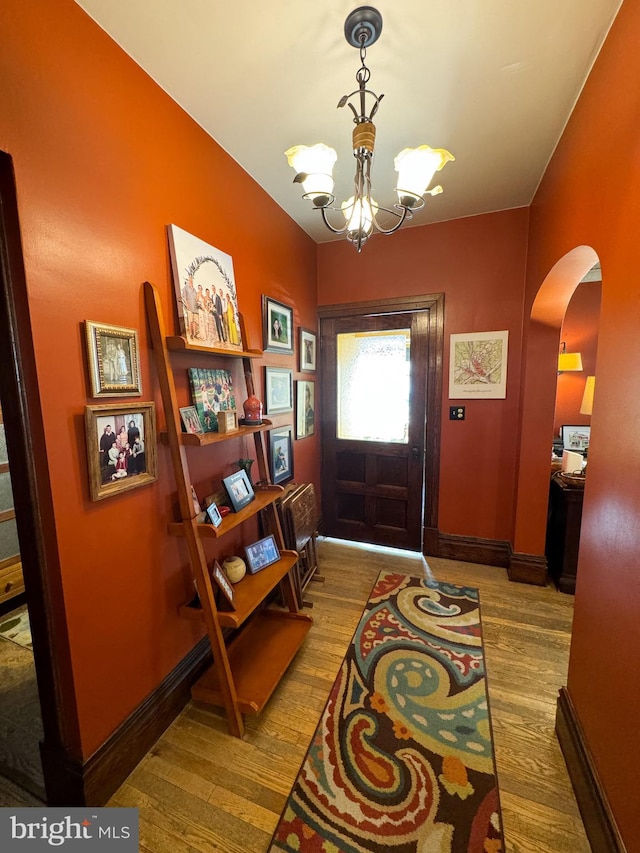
<box><xmin>558</xmin><ymin>351</ymin><xmax>583</xmax><ymax>372</ymax></box>
<box><xmin>285</xmin><ymin>143</ymin><xmax>337</xmax><ymax>204</ymax></box>
<box><xmin>394</xmin><ymin>145</ymin><xmax>455</xmax><ymax>207</ymax></box>
<box><xmin>580</xmin><ymin>375</ymin><xmax>595</xmax><ymax>415</ymax></box>
<box><xmin>342</xmin><ymin>195</ymin><xmax>377</xmax><ymax>241</ymax></box>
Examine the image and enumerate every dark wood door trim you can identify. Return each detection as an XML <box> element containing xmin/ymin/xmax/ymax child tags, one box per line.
<box><xmin>0</xmin><ymin>152</ymin><xmax>83</xmax><ymax>802</ymax></box>
<box><xmin>319</xmin><ymin>293</ymin><xmax>444</xmax><ymax>545</ymax></box>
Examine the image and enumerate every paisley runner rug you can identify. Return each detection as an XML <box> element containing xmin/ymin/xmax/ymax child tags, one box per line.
<box><xmin>269</xmin><ymin>571</ymin><xmax>504</xmax><ymax>852</ymax></box>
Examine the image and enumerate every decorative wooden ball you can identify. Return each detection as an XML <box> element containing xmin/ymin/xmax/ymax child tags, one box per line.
<box><xmin>222</xmin><ymin>556</ymin><xmax>246</xmax><ymax>584</ymax></box>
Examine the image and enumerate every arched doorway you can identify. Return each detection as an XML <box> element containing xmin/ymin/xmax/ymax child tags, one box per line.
<box><xmin>510</xmin><ymin>247</ymin><xmax>599</xmax><ymax>583</ymax></box>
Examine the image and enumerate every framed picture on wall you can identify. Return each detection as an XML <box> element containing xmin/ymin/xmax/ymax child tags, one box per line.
<box><xmin>84</xmin><ymin>321</ymin><xmax>142</xmax><ymax>397</ymax></box>
<box><xmin>265</xmin><ymin>367</ymin><xmax>293</xmax><ymax>415</ymax></box>
<box><xmin>299</xmin><ymin>327</ymin><xmax>317</xmax><ymax>372</ymax></box>
<box><xmin>269</xmin><ymin>426</ymin><xmax>293</xmax><ymax>485</ymax></box>
<box><xmin>448</xmin><ymin>330</ymin><xmax>508</xmax><ymax>399</ymax></box>
<box><xmin>296</xmin><ymin>380</ymin><xmax>315</xmax><ymax>440</ymax></box>
<box><xmin>262</xmin><ymin>295</ymin><xmax>294</xmax><ymax>354</ymax></box>
<box><xmin>85</xmin><ymin>401</ymin><xmax>157</xmax><ymax>501</ymax></box>
<box><xmin>561</xmin><ymin>424</ymin><xmax>591</xmax><ymax>451</ymax></box>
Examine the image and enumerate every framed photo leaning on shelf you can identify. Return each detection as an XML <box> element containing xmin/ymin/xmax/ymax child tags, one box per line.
<box><xmin>84</xmin><ymin>321</ymin><xmax>142</xmax><ymax>397</ymax></box>
<box><xmin>262</xmin><ymin>295</ymin><xmax>294</xmax><ymax>354</ymax></box>
<box><xmin>265</xmin><ymin>366</ymin><xmax>293</xmax><ymax>415</ymax></box>
<box><xmin>269</xmin><ymin>426</ymin><xmax>293</xmax><ymax>485</ymax></box>
<box><xmin>211</xmin><ymin>560</ymin><xmax>236</xmax><ymax>609</ymax></box>
<box><xmin>245</xmin><ymin>535</ymin><xmax>281</xmax><ymax>574</ymax></box>
<box><xmin>179</xmin><ymin>405</ymin><xmax>204</xmax><ymax>434</ymax></box>
<box><xmin>296</xmin><ymin>380</ymin><xmax>315</xmax><ymax>440</ymax></box>
<box><xmin>222</xmin><ymin>469</ymin><xmax>255</xmax><ymax>512</ymax></box>
<box><xmin>299</xmin><ymin>327</ymin><xmax>317</xmax><ymax>372</ymax></box>
<box><xmin>85</xmin><ymin>401</ymin><xmax>157</xmax><ymax>501</ymax></box>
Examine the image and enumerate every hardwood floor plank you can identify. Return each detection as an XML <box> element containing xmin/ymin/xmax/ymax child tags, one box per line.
<box><xmin>106</xmin><ymin>538</ymin><xmax>588</xmax><ymax>853</ymax></box>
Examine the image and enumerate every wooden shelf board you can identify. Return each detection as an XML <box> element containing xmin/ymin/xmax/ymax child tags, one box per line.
<box><xmin>191</xmin><ymin>610</ymin><xmax>313</xmax><ymax>714</ymax></box>
<box><xmin>168</xmin><ymin>487</ymin><xmax>284</xmax><ymax>539</ymax></box>
<box><xmin>161</xmin><ymin>420</ymin><xmax>272</xmax><ymax>448</ymax></box>
<box><xmin>166</xmin><ymin>336</ymin><xmax>262</xmax><ymax>358</ymax></box>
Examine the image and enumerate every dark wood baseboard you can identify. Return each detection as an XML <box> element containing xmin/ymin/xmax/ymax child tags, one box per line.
<box><xmin>508</xmin><ymin>551</ymin><xmax>548</xmax><ymax>585</ymax></box>
<box><xmin>41</xmin><ymin>636</ymin><xmax>211</xmax><ymax>806</ymax></box>
<box><xmin>430</xmin><ymin>532</ymin><xmax>511</xmax><ymax>568</ymax></box>
<box><xmin>555</xmin><ymin>688</ymin><xmax>627</xmax><ymax>853</ymax></box>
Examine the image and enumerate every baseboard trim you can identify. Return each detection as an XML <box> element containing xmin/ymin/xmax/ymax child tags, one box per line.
<box><xmin>555</xmin><ymin>687</ymin><xmax>627</xmax><ymax>853</ymax></box>
<box><xmin>433</xmin><ymin>532</ymin><xmax>511</xmax><ymax>568</ymax></box>
<box><xmin>42</xmin><ymin>636</ymin><xmax>211</xmax><ymax>805</ymax></box>
<box><xmin>508</xmin><ymin>551</ymin><xmax>547</xmax><ymax>585</ymax></box>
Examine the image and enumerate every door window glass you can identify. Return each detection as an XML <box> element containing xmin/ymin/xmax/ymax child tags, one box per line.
<box><xmin>336</xmin><ymin>329</ymin><xmax>410</xmax><ymax>443</ymax></box>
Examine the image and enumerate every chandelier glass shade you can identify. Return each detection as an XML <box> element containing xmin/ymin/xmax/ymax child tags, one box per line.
<box><xmin>285</xmin><ymin>6</ymin><xmax>454</xmax><ymax>252</ymax></box>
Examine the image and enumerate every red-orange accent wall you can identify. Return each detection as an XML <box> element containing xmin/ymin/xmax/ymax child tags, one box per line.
<box><xmin>523</xmin><ymin>1</ymin><xmax>640</xmax><ymax>845</ymax></box>
<box><xmin>0</xmin><ymin>0</ymin><xmax>318</xmax><ymax>756</ymax></box>
<box><xmin>318</xmin><ymin>209</ymin><xmax>529</xmax><ymax>542</ymax></box>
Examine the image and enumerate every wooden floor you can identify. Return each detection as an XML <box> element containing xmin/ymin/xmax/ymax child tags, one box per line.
<box><xmin>104</xmin><ymin>538</ymin><xmax>589</xmax><ymax>853</ymax></box>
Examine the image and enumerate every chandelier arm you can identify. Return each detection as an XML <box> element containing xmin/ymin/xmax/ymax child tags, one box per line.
<box><xmin>320</xmin><ymin>207</ymin><xmax>350</xmax><ymax>235</ymax></box>
<box><xmin>371</xmin><ymin>205</ymin><xmax>411</xmax><ymax>235</ymax></box>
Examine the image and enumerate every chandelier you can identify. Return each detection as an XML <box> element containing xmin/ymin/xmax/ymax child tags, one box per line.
<box><xmin>285</xmin><ymin>6</ymin><xmax>454</xmax><ymax>252</ymax></box>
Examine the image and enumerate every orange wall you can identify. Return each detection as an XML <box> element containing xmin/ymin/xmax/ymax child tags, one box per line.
<box><xmin>318</xmin><ymin>209</ymin><xmax>529</xmax><ymax>542</ymax></box>
<box><xmin>554</xmin><ymin>281</ymin><xmax>601</xmax><ymax>435</ymax></box>
<box><xmin>0</xmin><ymin>0</ymin><xmax>318</xmax><ymax>757</ymax></box>
<box><xmin>523</xmin><ymin>0</ymin><xmax>640</xmax><ymax>844</ymax></box>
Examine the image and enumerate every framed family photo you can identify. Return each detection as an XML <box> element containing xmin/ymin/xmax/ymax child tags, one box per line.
<box><xmin>167</xmin><ymin>224</ymin><xmax>244</xmax><ymax>352</ymax></box>
<box><xmin>296</xmin><ymin>380</ymin><xmax>315</xmax><ymax>440</ymax></box>
<box><xmin>84</xmin><ymin>321</ymin><xmax>142</xmax><ymax>397</ymax></box>
<box><xmin>265</xmin><ymin>367</ymin><xmax>293</xmax><ymax>415</ymax></box>
<box><xmin>179</xmin><ymin>405</ymin><xmax>204</xmax><ymax>434</ymax></box>
<box><xmin>86</xmin><ymin>401</ymin><xmax>157</xmax><ymax>501</ymax></box>
<box><xmin>222</xmin><ymin>469</ymin><xmax>255</xmax><ymax>512</ymax></box>
<box><xmin>262</xmin><ymin>295</ymin><xmax>294</xmax><ymax>354</ymax></box>
<box><xmin>299</xmin><ymin>327</ymin><xmax>317</xmax><ymax>372</ymax></box>
<box><xmin>245</xmin><ymin>535</ymin><xmax>281</xmax><ymax>575</ymax></box>
<box><xmin>269</xmin><ymin>426</ymin><xmax>293</xmax><ymax>485</ymax></box>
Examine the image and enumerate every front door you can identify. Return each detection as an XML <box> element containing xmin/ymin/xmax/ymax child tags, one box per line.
<box><xmin>320</xmin><ymin>296</ymin><xmax>443</xmax><ymax>551</ymax></box>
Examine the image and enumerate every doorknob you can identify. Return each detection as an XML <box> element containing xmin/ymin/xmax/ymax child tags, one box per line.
<box><xmin>411</xmin><ymin>446</ymin><xmax>421</xmax><ymax>459</ymax></box>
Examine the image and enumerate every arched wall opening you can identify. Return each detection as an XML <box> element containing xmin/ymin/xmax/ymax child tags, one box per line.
<box><xmin>511</xmin><ymin>246</ymin><xmax>600</xmax><ymax>575</ymax></box>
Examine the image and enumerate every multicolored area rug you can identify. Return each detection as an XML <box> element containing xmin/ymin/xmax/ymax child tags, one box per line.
<box><xmin>269</xmin><ymin>571</ymin><xmax>504</xmax><ymax>853</ymax></box>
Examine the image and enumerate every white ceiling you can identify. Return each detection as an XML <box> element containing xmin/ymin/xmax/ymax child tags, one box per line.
<box><xmin>75</xmin><ymin>0</ymin><xmax>622</xmax><ymax>243</ymax></box>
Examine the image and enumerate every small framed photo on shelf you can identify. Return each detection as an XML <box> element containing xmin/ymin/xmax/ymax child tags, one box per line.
<box><xmin>85</xmin><ymin>401</ymin><xmax>157</xmax><ymax>501</ymax></box>
<box><xmin>269</xmin><ymin>425</ymin><xmax>293</xmax><ymax>485</ymax></box>
<box><xmin>216</xmin><ymin>409</ymin><xmax>239</xmax><ymax>434</ymax></box>
<box><xmin>222</xmin><ymin>469</ymin><xmax>255</xmax><ymax>512</ymax></box>
<box><xmin>299</xmin><ymin>327</ymin><xmax>317</xmax><ymax>372</ymax></box>
<box><xmin>262</xmin><ymin>295</ymin><xmax>294</xmax><ymax>354</ymax></box>
<box><xmin>180</xmin><ymin>405</ymin><xmax>204</xmax><ymax>434</ymax></box>
<box><xmin>245</xmin><ymin>535</ymin><xmax>281</xmax><ymax>575</ymax></box>
<box><xmin>265</xmin><ymin>366</ymin><xmax>293</xmax><ymax>415</ymax></box>
<box><xmin>296</xmin><ymin>380</ymin><xmax>315</xmax><ymax>440</ymax></box>
<box><xmin>84</xmin><ymin>321</ymin><xmax>142</xmax><ymax>397</ymax></box>
<box><xmin>205</xmin><ymin>501</ymin><xmax>223</xmax><ymax>527</ymax></box>
<box><xmin>211</xmin><ymin>560</ymin><xmax>235</xmax><ymax>610</ymax></box>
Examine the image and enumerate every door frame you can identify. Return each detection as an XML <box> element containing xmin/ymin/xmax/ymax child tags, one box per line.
<box><xmin>0</xmin><ymin>152</ymin><xmax>83</xmax><ymax>802</ymax></box>
<box><xmin>318</xmin><ymin>293</ymin><xmax>444</xmax><ymax>553</ymax></box>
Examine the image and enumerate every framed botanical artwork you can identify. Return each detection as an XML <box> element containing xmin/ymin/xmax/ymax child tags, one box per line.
<box><xmin>84</xmin><ymin>321</ymin><xmax>142</xmax><ymax>397</ymax></box>
<box><xmin>262</xmin><ymin>295</ymin><xmax>294</xmax><ymax>354</ymax></box>
<box><xmin>244</xmin><ymin>535</ymin><xmax>281</xmax><ymax>575</ymax></box>
<box><xmin>265</xmin><ymin>367</ymin><xmax>293</xmax><ymax>415</ymax></box>
<box><xmin>222</xmin><ymin>469</ymin><xmax>255</xmax><ymax>512</ymax></box>
<box><xmin>269</xmin><ymin>426</ymin><xmax>293</xmax><ymax>485</ymax></box>
<box><xmin>211</xmin><ymin>560</ymin><xmax>235</xmax><ymax>609</ymax></box>
<box><xmin>179</xmin><ymin>405</ymin><xmax>203</xmax><ymax>434</ymax></box>
<box><xmin>167</xmin><ymin>224</ymin><xmax>244</xmax><ymax>352</ymax></box>
<box><xmin>85</xmin><ymin>402</ymin><xmax>157</xmax><ymax>501</ymax></box>
<box><xmin>296</xmin><ymin>380</ymin><xmax>315</xmax><ymax>440</ymax></box>
<box><xmin>448</xmin><ymin>330</ymin><xmax>509</xmax><ymax>400</ymax></box>
<box><xmin>299</xmin><ymin>327</ymin><xmax>317</xmax><ymax>372</ymax></box>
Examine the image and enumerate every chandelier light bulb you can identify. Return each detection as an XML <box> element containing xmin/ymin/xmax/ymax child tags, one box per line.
<box><xmin>394</xmin><ymin>146</ymin><xmax>455</xmax><ymax>208</ymax></box>
<box><xmin>285</xmin><ymin>143</ymin><xmax>337</xmax><ymax>206</ymax></box>
<box><xmin>342</xmin><ymin>196</ymin><xmax>377</xmax><ymax>242</ymax></box>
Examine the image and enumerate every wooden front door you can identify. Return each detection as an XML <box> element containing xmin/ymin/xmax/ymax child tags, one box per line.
<box><xmin>320</xmin><ymin>296</ymin><xmax>443</xmax><ymax>552</ymax></box>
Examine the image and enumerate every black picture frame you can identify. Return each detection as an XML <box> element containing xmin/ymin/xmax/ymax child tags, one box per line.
<box><xmin>265</xmin><ymin>366</ymin><xmax>293</xmax><ymax>415</ymax></box>
<box><xmin>561</xmin><ymin>424</ymin><xmax>590</xmax><ymax>451</ymax></box>
<box><xmin>262</xmin><ymin>295</ymin><xmax>294</xmax><ymax>354</ymax></box>
<box><xmin>222</xmin><ymin>469</ymin><xmax>255</xmax><ymax>512</ymax></box>
<box><xmin>296</xmin><ymin>380</ymin><xmax>315</xmax><ymax>440</ymax></box>
<box><xmin>245</xmin><ymin>535</ymin><xmax>281</xmax><ymax>574</ymax></box>
<box><xmin>205</xmin><ymin>501</ymin><xmax>223</xmax><ymax>527</ymax></box>
<box><xmin>299</xmin><ymin>327</ymin><xmax>317</xmax><ymax>372</ymax></box>
<box><xmin>269</xmin><ymin>426</ymin><xmax>293</xmax><ymax>485</ymax></box>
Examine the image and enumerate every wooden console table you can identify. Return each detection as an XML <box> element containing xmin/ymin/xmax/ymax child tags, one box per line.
<box><xmin>545</xmin><ymin>473</ymin><xmax>584</xmax><ymax>594</ymax></box>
